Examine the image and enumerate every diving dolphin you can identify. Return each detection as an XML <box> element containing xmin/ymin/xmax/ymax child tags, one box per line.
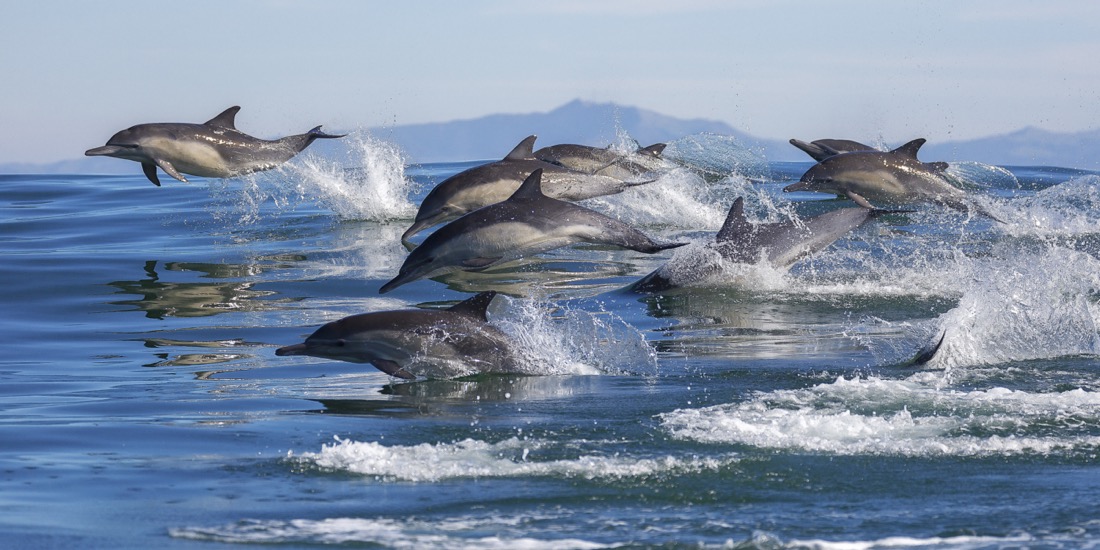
<box><xmin>783</xmin><ymin>138</ymin><xmax>996</xmax><ymax>219</ymax></box>
<box><xmin>534</xmin><ymin>142</ymin><xmax>668</xmax><ymax>180</ymax></box>
<box><xmin>275</xmin><ymin>291</ymin><xmax>518</xmax><ymax>379</ymax></box>
<box><xmin>631</xmin><ymin>197</ymin><xmax>885</xmax><ymax>293</ymax></box>
<box><xmin>789</xmin><ymin>138</ymin><xmax>878</xmax><ymax>161</ymax></box>
<box><xmin>401</xmin><ymin>135</ymin><xmax>655</xmax><ymax>241</ymax></box>
<box><xmin>382</xmin><ymin>169</ymin><xmax>686</xmax><ymax>293</ymax></box>
<box><xmin>85</xmin><ymin>106</ymin><xmax>346</xmax><ymax>186</ymax></box>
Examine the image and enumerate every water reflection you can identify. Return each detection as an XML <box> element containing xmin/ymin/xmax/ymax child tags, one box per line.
<box><xmin>639</xmin><ymin>290</ymin><xmax>881</xmax><ymax>360</ymax></box>
<box><xmin>107</xmin><ymin>260</ymin><xmax>280</xmax><ymax>319</ymax></box>
<box><xmin>312</xmin><ymin>375</ymin><xmax>603</xmax><ymax>417</ymax></box>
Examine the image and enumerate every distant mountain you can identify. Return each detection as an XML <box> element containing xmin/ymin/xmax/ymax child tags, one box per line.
<box><xmin>366</xmin><ymin>99</ymin><xmax>780</xmax><ymax>163</ymax></box>
<box><xmin>4</xmin><ymin>100</ymin><xmax>1097</xmax><ymax>173</ymax></box>
<box><xmin>921</xmin><ymin>127</ymin><xmax>1100</xmax><ymax>170</ymax></box>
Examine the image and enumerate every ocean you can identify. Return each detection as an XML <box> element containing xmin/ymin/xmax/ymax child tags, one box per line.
<box><xmin>2</xmin><ymin>133</ymin><xmax>1099</xmax><ymax>549</ymax></box>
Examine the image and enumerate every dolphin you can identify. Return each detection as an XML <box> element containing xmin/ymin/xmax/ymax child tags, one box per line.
<box><xmin>630</xmin><ymin>197</ymin><xmax>886</xmax><ymax>293</ymax></box>
<box><xmin>783</xmin><ymin>138</ymin><xmax>990</xmax><ymax>213</ymax></box>
<box><xmin>401</xmin><ymin>135</ymin><xmax>655</xmax><ymax>241</ymax></box>
<box><xmin>534</xmin><ymin>142</ymin><xmax>668</xmax><ymax>180</ymax></box>
<box><xmin>789</xmin><ymin>138</ymin><xmax>878</xmax><ymax>161</ymax></box>
<box><xmin>382</xmin><ymin>169</ymin><xmax>686</xmax><ymax>293</ymax></box>
<box><xmin>275</xmin><ymin>291</ymin><xmax>518</xmax><ymax>379</ymax></box>
<box><xmin>85</xmin><ymin>106</ymin><xmax>345</xmax><ymax>186</ymax></box>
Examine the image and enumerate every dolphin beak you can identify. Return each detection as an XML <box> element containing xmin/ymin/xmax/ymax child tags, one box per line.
<box><xmin>275</xmin><ymin>343</ymin><xmax>308</xmax><ymax>356</ymax></box>
<box><xmin>783</xmin><ymin>181</ymin><xmax>807</xmax><ymax>192</ymax></box>
<box><xmin>401</xmin><ymin>211</ymin><xmax>450</xmax><ymax>242</ymax></box>
<box><xmin>85</xmin><ymin>145</ymin><xmax>125</xmax><ymax>157</ymax></box>
<box><xmin>379</xmin><ymin>272</ymin><xmax>414</xmax><ymax>294</ymax></box>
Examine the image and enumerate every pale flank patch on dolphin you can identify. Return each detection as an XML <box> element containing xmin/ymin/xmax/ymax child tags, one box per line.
<box><xmin>383</xmin><ymin>169</ymin><xmax>686</xmax><ymax>293</ymax></box>
<box><xmin>401</xmin><ymin>135</ymin><xmax>657</xmax><ymax>242</ymax></box>
<box><xmin>534</xmin><ymin>142</ymin><xmax>669</xmax><ymax>181</ymax></box>
<box><xmin>631</xmin><ymin>197</ymin><xmax>883</xmax><ymax>293</ymax></box>
<box><xmin>788</xmin><ymin>138</ymin><xmax>878</xmax><ymax>162</ymax></box>
<box><xmin>783</xmin><ymin>138</ymin><xmax>1000</xmax><ymax>220</ymax></box>
<box><xmin>275</xmin><ymin>291</ymin><xmax>519</xmax><ymax>379</ymax></box>
<box><xmin>85</xmin><ymin>106</ymin><xmax>345</xmax><ymax>186</ymax></box>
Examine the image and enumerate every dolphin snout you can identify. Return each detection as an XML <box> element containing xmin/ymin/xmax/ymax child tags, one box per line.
<box><xmin>275</xmin><ymin>343</ymin><xmax>308</xmax><ymax>356</ymax></box>
<box><xmin>85</xmin><ymin>145</ymin><xmax>125</xmax><ymax>157</ymax></box>
<box><xmin>783</xmin><ymin>181</ymin><xmax>808</xmax><ymax>192</ymax></box>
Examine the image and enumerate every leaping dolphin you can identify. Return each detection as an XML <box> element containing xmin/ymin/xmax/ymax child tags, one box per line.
<box><xmin>275</xmin><ymin>291</ymin><xmax>518</xmax><ymax>379</ymax></box>
<box><xmin>534</xmin><ymin>142</ymin><xmax>668</xmax><ymax>180</ymax></box>
<box><xmin>382</xmin><ymin>169</ymin><xmax>686</xmax><ymax>294</ymax></box>
<box><xmin>788</xmin><ymin>138</ymin><xmax>878</xmax><ymax>161</ymax></box>
<box><xmin>782</xmin><ymin>138</ymin><xmax>994</xmax><ymax>218</ymax></box>
<box><xmin>85</xmin><ymin>106</ymin><xmax>346</xmax><ymax>186</ymax></box>
<box><xmin>631</xmin><ymin>197</ymin><xmax>886</xmax><ymax>293</ymax></box>
<box><xmin>401</xmin><ymin>135</ymin><xmax>655</xmax><ymax>242</ymax></box>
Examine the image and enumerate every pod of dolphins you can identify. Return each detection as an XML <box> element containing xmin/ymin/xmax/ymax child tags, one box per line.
<box><xmin>87</xmin><ymin>108</ymin><xmax>989</xmax><ymax>380</ymax></box>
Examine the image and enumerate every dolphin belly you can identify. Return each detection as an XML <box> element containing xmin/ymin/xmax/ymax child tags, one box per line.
<box><xmin>145</xmin><ymin>137</ymin><xmax>233</xmax><ymax>178</ymax></box>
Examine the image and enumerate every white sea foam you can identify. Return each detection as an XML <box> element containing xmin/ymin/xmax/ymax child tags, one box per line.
<box><xmin>493</xmin><ymin>295</ymin><xmax>659</xmax><ymax>377</ymax></box>
<box><xmin>918</xmin><ymin>246</ymin><xmax>1100</xmax><ymax>369</ymax></box>
<box><xmin>289</xmin><ymin>436</ymin><xmax>736</xmax><ymax>482</ymax></box>
<box><xmin>170</xmin><ymin>516</ymin><xmax>612</xmax><ymax>548</ymax></box>
<box><xmin>660</xmin><ymin>375</ymin><xmax>1100</xmax><ymax>457</ymax></box>
<box><xmin>785</xmin><ymin>533</ymin><xmax>1036</xmax><ymax>550</ymax></box>
<box><xmin>1000</xmin><ymin>175</ymin><xmax>1100</xmax><ymax>237</ymax></box>
<box><xmin>207</xmin><ymin>131</ymin><xmax>417</xmax><ymax>226</ymax></box>
<box><xmin>285</xmin><ymin>132</ymin><xmax>418</xmax><ymax>221</ymax></box>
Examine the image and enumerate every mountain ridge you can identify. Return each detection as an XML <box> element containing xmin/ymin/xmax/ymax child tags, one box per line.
<box><xmin>6</xmin><ymin>100</ymin><xmax>1098</xmax><ymax>173</ymax></box>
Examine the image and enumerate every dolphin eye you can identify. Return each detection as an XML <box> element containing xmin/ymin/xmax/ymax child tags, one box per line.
<box><xmin>335</xmin><ymin>339</ymin><xmax>346</xmax><ymax>347</ymax></box>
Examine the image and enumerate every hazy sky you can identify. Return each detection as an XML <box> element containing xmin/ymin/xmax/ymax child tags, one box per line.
<box><xmin>2</xmin><ymin>1</ymin><xmax>1098</xmax><ymax>164</ymax></box>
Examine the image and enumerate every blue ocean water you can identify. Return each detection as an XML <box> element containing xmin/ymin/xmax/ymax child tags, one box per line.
<box><xmin>2</xmin><ymin>133</ymin><xmax>1100</xmax><ymax>549</ymax></box>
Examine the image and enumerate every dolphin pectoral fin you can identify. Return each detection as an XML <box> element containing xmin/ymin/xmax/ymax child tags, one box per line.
<box><xmin>371</xmin><ymin>359</ymin><xmax>416</xmax><ymax>380</ymax></box>
<box><xmin>154</xmin><ymin>158</ymin><xmax>188</xmax><ymax>183</ymax></box>
<box><xmin>461</xmin><ymin>257</ymin><xmax>502</xmax><ymax>269</ymax></box>
<box><xmin>846</xmin><ymin>191</ymin><xmax>876</xmax><ymax>209</ymax></box>
<box><xmin>141</xmin><ymin>163</ymin><xmax>162</xmax><ymax>187</ymax></box>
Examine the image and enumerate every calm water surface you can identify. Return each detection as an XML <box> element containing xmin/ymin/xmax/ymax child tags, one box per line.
<box><xmin>2</xmin><ymin>136</ymin><xmax>1100</xmax><ymax>549</ymax></box>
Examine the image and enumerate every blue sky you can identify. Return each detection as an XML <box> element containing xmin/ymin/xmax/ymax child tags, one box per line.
<box><xmin>2</xmin><ymin>1</ymin><xmax>1097</xmax><ymax>164</ymax></box>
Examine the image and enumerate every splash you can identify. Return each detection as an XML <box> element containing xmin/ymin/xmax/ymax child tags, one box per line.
<box><xmin>581</xmin><ymin>167</ymin><xmax>731</xmax><ymax>230</ymax></box>
<box><xmin>1000</xmin><ymin>175</ymin><xmax>1100</xmax><ymax>237</ymax></box>
<box><xmin>288</xmin><ymin>436</ymin><xmax>736</xmax><ymax>482</ymax></box>
<box><xmin>285</xmin><ymin>132</ymin><xmax>418</xmax><ymax>221</ymax></box>
<box><xmin>660</xmin><ymin>374</ymin><xmax>1100</xmax><ymax>457</ymax></box>
<box><xmin>662</xmin><ymin>132</ymin><xmax>771</xmax><ymax>182</ymax></box>
<box><xmin>494</xmin><ymin>295</ymin><xmax>659</xmax><ymax>376</ymax></box>
<box><xmin>919</xmin><ymin>246</ymin><xmax>1100</xmax><ymax>369</ymax></box>
<box><xmin>206</xmin><ymin>132</ymin><xmax>417</xmax><ymax>225</ymax></box>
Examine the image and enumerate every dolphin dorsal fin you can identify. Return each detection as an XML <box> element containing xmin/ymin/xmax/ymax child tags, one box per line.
<box><xmin>508</xmin><ymin>169</ymin><xmax>546</xmax><ymax>201</ymax></box>
<box><xmin>716</xmin><ymin>197</ymin><xmax>752</xmax><ymax>242</ymax></box>
<box><xmin>891</xmin><ymin>138</ymin><xmax>927</xmax><ymax>158</ymax></box>
<box><xmin>638</xmin><ymin>143</ymin><xmax>667</xmax><ymax>157</ymax></box>
<box><xmin>204</xmin><ymin>106</ymin><xmax>241</xmax><ymax>130</ymax></box>
<box><xmin>447</xmin><ymin>290</ymin><xmax>498</xmax><ymax>320</ymax></box>
<box><xmin>503</xmin><ymin>135</ymin><xmax>537</xmax><ymax>160</ymax></box>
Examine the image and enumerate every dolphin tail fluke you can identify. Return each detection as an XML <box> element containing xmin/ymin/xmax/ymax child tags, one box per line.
<box><xmin>306</xmin><ymin>126</ymin><xmax>347</xmax><ymax>140</ymax></box>
<box><xmin>911</xmin><ymin>330</ymin><xmax>946</xmax><ymax>366</ymax></box>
